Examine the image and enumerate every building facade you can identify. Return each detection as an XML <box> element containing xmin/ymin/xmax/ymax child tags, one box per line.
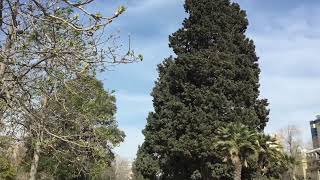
<box><xmin>306</xmin><ymin>148</ymin><xmax>320</xmax><ymax>180</ymax></box>
<box><xmin>306</xmin><ymin>116</ymin><xmax>320</xmax><ymax>179</ymax></box>
<box><xmin>310</xmin><ymin>116</ymin><xmax>320</xmax><ymax>149</ymax></box>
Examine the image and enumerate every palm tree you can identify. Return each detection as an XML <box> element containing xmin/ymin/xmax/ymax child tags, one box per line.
<box><xmin>258</xmin><ymin>134</ymin><xmax>296</xmax><ymax>179</ymax></box>
<box><xmin>257</xmin><ymin>134</ymin><xmax>288</xmax><ymax>178</ymax></box>
<box><xmin>213</xmin><ymin>123</ymin><xmax>260</xmax><ymax>180</ymax></box>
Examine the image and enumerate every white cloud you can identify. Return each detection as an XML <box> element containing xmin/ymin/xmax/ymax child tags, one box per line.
<box><xmin>114</xmin><ymin>92</ymin><xmax>152</xmax><ymax>159</ymax></box>
<box><xmin>114</xmin><ymin>126</ymin><xmax>145</xmax><ymax>161</ymax></box>
<box><xmin>262</xmin><ymin>76</ymin><xmax>320</xmax><ymax>134</ymax></box>
<box><xmin>115</xmin><ymin>91</ymin><xmax>153</xmax><ymax>121</ymax></box>
<box><xmin>249</xmin><ymin>4</ymin><xmax>320</xmax><ymax>144</ymax></box>
<box><xmin>126</xmin><ymin>0</ymin><xmax>184</xmax><ymax>14</ymax></box>
<box><xmin>117</xmin><ymin>91</ymin><xmax>153</xmax><ymax>103</ymax></box>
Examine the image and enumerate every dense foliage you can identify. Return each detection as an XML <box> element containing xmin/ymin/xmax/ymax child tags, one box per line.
<box><xmin>134</xmin><ymin>0</ymin><xmax>271</xmax><ymax>179</ymax></box>
<box><xmin>24</xmin><ymin>76</ymin><xmax>125</xmax><ymax>179</ymax></box>
<box><xmin>213</xmin><ymin>123</ymin><xmax>291</xmax><ymax>180</ymax></box>
<box><xmin>0</xmin><ymin>137</ymin><xmax>17</xmax><ymax>179</ymax></box>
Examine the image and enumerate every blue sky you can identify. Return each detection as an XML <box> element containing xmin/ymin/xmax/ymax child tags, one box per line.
<box><xmin>91</xmin><ymin>0</ymin><xmax>320</xmax><ymax>160</ymax></box>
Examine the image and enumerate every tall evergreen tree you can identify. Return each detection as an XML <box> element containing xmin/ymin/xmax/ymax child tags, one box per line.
<box><xmin>134</xmin><ymin>0</ymin><xmax>269</xmax><ymax>179</ymax></box>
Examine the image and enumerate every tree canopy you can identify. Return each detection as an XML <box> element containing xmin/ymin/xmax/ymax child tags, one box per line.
<box><xmin>134</xmin><ymin>0</ymin><xmax>270</xmax><ymax>179</ymax></box>
<box><xmin>25</xmin><ymin>76</ymin><xmax>124</xmax><ymax>179</ymax></box>
<box><xmin>0</xmin><ymin>0</ymin><xmax>140</xmax><ymax>179</ymax></box>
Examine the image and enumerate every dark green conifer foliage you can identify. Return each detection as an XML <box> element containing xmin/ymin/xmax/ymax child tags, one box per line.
<box><xmin>134</xmin><ymin>0</ymin><xmax>269</xmax><ymax>179</ymax></box>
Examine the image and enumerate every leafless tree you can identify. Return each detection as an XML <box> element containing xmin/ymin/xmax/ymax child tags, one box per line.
<box><xmin>0</xmin><ymin>0</ymin><xmax>140</xmax><ymax>179</ymax></box>
<box><xmin>278</xmin><ymin>125</ymin><xmax>305</xmax><ymax>180</ymax></box>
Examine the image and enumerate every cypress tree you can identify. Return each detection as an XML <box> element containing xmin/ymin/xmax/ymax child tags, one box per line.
<box><xmin>134</xmin><ymin>0</ymin><xmax>269</xmax><ymax>179</ymax></box>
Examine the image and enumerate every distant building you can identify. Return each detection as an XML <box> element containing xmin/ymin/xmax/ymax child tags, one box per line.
<box><xmin>310</xmin><ymin>115</ymin><xmax>320</xmax><ymax>149</ymax></box>
<box><xmin>306</xmin><ymin>148</ymin><xmax>320</xmax><ymax>180</ymax></box>
<box><xmin>306</xmin><ymin>115</ymin><xmax>320</xmax><ymax>180</ymax></box>
<box><xmin>295</xmin><ymin>148</ymin><xmax>308</xmax><ymax>180</ymax></box>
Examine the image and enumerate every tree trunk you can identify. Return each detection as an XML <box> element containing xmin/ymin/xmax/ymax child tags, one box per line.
<box><xmin>0</xmin><ymin>62</ymin><xmax>5</xmax><ymax>76</ymax></box>
<box><xmin>233</xmin><ymin>156</ymin><xmax>242</xmax><ymax>180</ymax></box>
<box><xmin>29</xmin><ymin>141</ymin><xmax>40</xmax><ymax>180</ymax></box>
